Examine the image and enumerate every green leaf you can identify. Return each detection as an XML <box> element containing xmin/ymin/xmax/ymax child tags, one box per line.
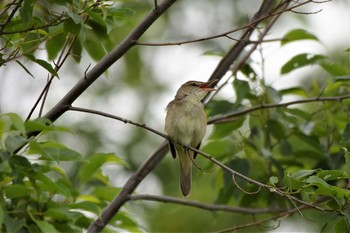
<box><xmin>25</xmin><ymin>55</ymin><xmax>59</xmax><ymax>77</ymax></box>
<box><xmin>341</xmin><ymin>123</ymin><xmax>350</xmax><ymax>144</ymax></box>
<box><xmin>71</xmin><ymin>39</ymin><xmax>82</xmax><ymax>63</ymax></box>
<box><xmin>25</xmin><ymin>118</ymin><xmax>71</xmax><ymax>133</ymax></box>
<box><xmin>209</xmin><ymin>118</ymin><xmax>245</xmax><ymax>139</ymax></box>
<box><xmin>0</xmin><ymin>208</ymin><xmax>4</xmax><ymax>229</ymax></box>
<box><xmin>35</xmin><ymin>220</ymin><xmax>57</xmax><ymax>233</ymax></box>
<box><xmin>15</xmin><ymin>60</ymin><xmax>35</xmax><ymax>78</ymax></box>
<box><xmin>4</xmin><ymin>184</ymin><xmax>31</xmax><ymax>198</ymax></box>
<box><xmin>35</xmin><ymin>59</ymin><xmax>59</xmax><ymax>77</ymax></box>
<box><xmin>281</xmin><ymin>29</ymin><xmax>319</xmax><ymax>46</ymax></box>
<box><xmin>320</xmin><ymin>60</ymin><xmax>350</xmax><ymax>76</ymax></box>
<box><xmin>83</xmin><ymin>34</ymin><xmax>106</xmax><ymax>61</ymax></box>
<box><xmin>269</xmin><ymin>176</ymin><xmax>279</xmax><ymax>186</ymax></box>
<box><xmin>202</xmin><ymin>50</ymin><xmax>225</xmax><ymax>57</ymax></box>
<box><xmin>201</xmin><ymin>139</ymin><xmax>234</xmax><ymax>159</ymax></box>
<box><xmin>29</xmin><ymin>141</ymin><xmax>83</xmax><ymax>162</ymax></box>
<box><xmin>3</xmin><ymin>214</ymin><xmax>26</xmax><ymax>233</ymax></box>
<box><xmin>334</xmin><ymin>219</ymin><xmax>348</xmax><ymax>233</ymax></box>
<box><xmin>318</xmin><ymin>212</ymin><xmax>338</xmax><ymax>223</ymax></box>
<box><xmin>4</xmin><ymin>135</ymin><xmax>27</xmax><ymax>153</ymax></box>
<box><xmin>233</xmin><ymin>78</ymin><xmax>251</xmax><ymax>102</ymax></box>
<box><xmin>265</xmin><ymin>86</ymin><xmax>282</xmax><ymax>104</ymax></box>
<box><xmin>333</xmin><ymin>76</ymin><xmax>350</xmax><ymax>83</ymax></box>
<box><xmin>281</xmin><ymin>53</ymin><xmax>326</xmax><ymax>74</ymax></box>
<box><xmin>3</xmin><ymin>113</ymin><xmax>26</xmax><ymax>134</ymax></box>
<box><xmin>46</xmin><ymin>33</ymin><xmax>66</xmax><ymax>60</ymax></box>
<box><xmin>69</xmin><ymin>201</ymin><xmax>99</xmax><ymax>214</ymax></box>
<box><xmin>64</xmin><ymin>18</ymin><xmax>82</xmax><ymax>35</ymax></box>
<box><xmin>266</xmin><ymin>119</ymin><xmax>285</xmax><ymax>140</ymax></box>
<box><xmin>66</xmin><ymin>12</ymin><xmax>84</xmax><ymax>24</ymax></box>
<box><xmin>280</xmin><ymin>87</ymin><xmax>306</xmax><ymax>96</ymax></box>
<box><xmin>79</xmin><ymin>153</ymin><xmax>126</xmax><ymax>183</ymax></box>
<box><xmin>33</xmin><ymin>173</ymin><xmax>71</xmax><ymax>196</ymax></box>
<box><xmin>290</xmin><ymin>169</ymin><xmax>317</xmax><ymax>180</ymax></box>
<box><xmin>19</xmin><ymin>0</ymin><xmax>35</xmax><ymax>24</ymax></box>
<box><xmin>306</xmin><ymin>175</ymin><xmax>329</xmax><ymax>188</ymax></box>
<box><xmin>344</xmin><ymin>149</ymin><xmax>350</xmax><ymax>175</ymax></box>
<box><xmin>94</xmin><ymin>187</ymin><xmax>121</xmax><ymax>201</ymax></box>
<box><xmin>318</xmin><ymin>170</ymin><xmax>347</xmax><ymax>181</ymax></box>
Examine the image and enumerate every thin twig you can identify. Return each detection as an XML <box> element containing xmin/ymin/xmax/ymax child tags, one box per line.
<box><xmin>128</xmin><ymin>194</ymin><xmax>287</xmax><ymax>214</ymax></box>
<box><xmin>208</xmin><ymin>94</ymin><xmax>350</xmax><ymax>124</ymax></box>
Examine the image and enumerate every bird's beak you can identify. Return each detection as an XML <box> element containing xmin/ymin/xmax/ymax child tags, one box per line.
<box><xmin>199</xmin><ymin>79</ymin><xmax>218</xmax><ymax>91</ymax></box>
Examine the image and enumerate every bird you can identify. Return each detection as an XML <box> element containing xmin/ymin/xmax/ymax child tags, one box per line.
<box><xmin>164</xmin><ymin>80</ymin><xmax>217</xmax><ymax>196</ymax></box>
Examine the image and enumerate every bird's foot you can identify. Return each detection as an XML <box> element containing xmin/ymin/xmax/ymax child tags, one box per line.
<box><xmin>183</xmin><ymin>144</ymin><xmax>190</xmax><ymax>152</ymax></box>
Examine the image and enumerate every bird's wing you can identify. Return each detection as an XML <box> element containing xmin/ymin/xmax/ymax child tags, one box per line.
<box><xmin>193</xmin><ymin>142</ymin><xmax>201</xmax><ymax>159</ymax></box>
<box><xmin>168</xmin><ymin>140</ymin><xmax>177</xmax><ymax>159</ymax></box>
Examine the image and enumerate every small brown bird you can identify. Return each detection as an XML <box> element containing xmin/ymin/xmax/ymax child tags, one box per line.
<box><xmin>165</xmin><ymin>80</ymin><xmax>217</xmax><ymax>196</ymax></box>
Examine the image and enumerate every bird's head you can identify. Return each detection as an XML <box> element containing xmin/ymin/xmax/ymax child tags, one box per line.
<box><xmin>175</xmin><ymin>80</ymin><xmax>217</xmax><ymax>101</ymax></box>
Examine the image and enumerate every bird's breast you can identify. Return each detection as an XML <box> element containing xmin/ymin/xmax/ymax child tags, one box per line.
<box><xmin>165</xmin><ymin>101</ymin><xmax>206</xmax><ymax>146</ymax></box>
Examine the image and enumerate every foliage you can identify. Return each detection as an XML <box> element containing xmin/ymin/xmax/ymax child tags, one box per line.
<box><xmin>1</xmin><ymin>0</ymin><xmax>350</xmax><ymax>232</ymax></box>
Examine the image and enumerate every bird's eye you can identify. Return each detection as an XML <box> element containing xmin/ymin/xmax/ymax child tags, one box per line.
<box><xmin>191</xmin><ymin>83</ymin><xmax>197</xmax><ymax>87</ymax></box>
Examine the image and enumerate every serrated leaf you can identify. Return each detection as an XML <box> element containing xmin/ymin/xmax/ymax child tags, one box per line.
<box><xmin>281</xmin><ymin>53</ymin><xmax>326</xmax><ymax>74</ymax></box>
<box><xmin>281</xmin><ymin>29</ymin><xmax>319</xmax><ymax>46</ymax></box>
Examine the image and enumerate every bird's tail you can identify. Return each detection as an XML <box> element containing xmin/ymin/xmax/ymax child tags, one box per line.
<box><xmin>178</xmin><ymin>150</ymin><xmax>192</xmax><ymax>197</ymax></box>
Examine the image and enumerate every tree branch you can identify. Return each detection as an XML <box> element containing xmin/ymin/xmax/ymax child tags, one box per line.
<box><xmin>128</xmin><ymin>194</ymin><xmax>286</xmax><ymax>214</ymax></box>
<box><xmin>23</xmin><ymin>0</ymin><xmax>177</xmax><ymax>138</ymax></box>
<box><xmin>208</xmin><ymin>94</ymin><xmax>350</xmax><ymax>124</ymax></box>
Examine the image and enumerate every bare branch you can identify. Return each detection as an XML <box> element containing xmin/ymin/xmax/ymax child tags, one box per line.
<box><xmin>68</xmin><ymin>106</ymin><xmax>167</xmax><ymax>138</ymax></box>
<box><xmin>128</xmin><ymin>194</ymin><xmax>287</xmax><ymax>214</ymax></box>
<box><xmin>208</xmin><ymin>94</ymin><xmax>350</xmax><ymax>124</ymax></box>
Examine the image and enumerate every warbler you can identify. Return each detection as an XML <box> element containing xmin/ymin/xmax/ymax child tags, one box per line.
<box><xmin>165</xmin><ymin>80</ymin><xmax>216</xmax><ymax>196</ymax></box>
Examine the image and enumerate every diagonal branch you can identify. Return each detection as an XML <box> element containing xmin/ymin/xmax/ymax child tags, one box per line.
<box><xmin>37</xmin><ymin>0</ymin><xmax>178</xmax><ymax>125</ymax></box>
